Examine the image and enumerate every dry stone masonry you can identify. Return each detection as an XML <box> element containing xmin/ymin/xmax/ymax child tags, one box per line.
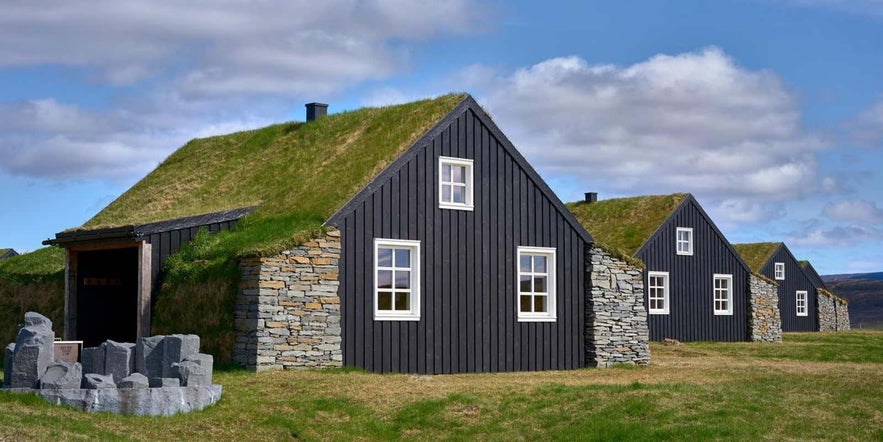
<box><xmin>234</xmin><ymin>230</ymin><xmax>342</xmax><ymax>371</ymax></box>
<box><xmin>586</xmin><ymin>247</ymin><xmax>650</xmax><ymax>367</ymax></box>
<box><xmin>817</xmin><ymin>290</ymin><xmax>837</xmax><ymax>332</ymax></box>
<box><xmin>835</xmin><ymin>299</ymin><xmax>850</xmax><ymax>331</ymax></box>
<box><xmin>2</xmin><ymin>312</ymin><xmax>221</xmax><ymax>416</ymax></box>
<box><xmin>747</xmin><ymin>274</ymin><xmax>782</xmax><ymax>342</ymax></box>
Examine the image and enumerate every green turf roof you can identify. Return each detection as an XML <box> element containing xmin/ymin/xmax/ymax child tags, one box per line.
<box><xmin>80</xmin><ymin>93</ymin><xmax>466</xmax><ymax>234</ymax></box>
<box><xmin>732</xmin><ymin>242</ymin><xmax>781</xmax><ymax>272</ymax></box>
<box><xmin>565</xmin><ymin>193</ymin><xmax>688</xmax><ymax>257</ymax></box>
<box><xmin>0</xmin><ymin>248</ymin><xmax>11</xmax><ymax>257</ymax></box>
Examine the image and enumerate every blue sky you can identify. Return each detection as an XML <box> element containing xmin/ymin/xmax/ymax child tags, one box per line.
<box><xmin>1</xmin><ymin>0</ymin><xmax>882</xmax><ymax>274</ymax></box>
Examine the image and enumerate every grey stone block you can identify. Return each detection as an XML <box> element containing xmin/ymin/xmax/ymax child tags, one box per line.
<box><xmin>162</xmin><ymin>335</ymin><xmax>199</xmax><ymax>377</ymax></box>
<box><xmin>31</xmin><ymin>384</ymin><xmax>223</xmax><ymax>416</ymax></box>
<box><xmin>10</xmin><ymin>325</ymin><xmax>55</xmax><ymax>388</ymax></box>
<box><xmin>23</xmin><ymin>311</ymin><xmax>53</xmax><ymax>329</ymax></box>
<box><xmin>118</xmin><ymin>373</ymin><xmax>149</xmax><ymax>389</ymax></box>
<box><xmin>39</xmin><ymin>362</ymin><xmax>83</xmax><ymax>390</ymax></box>
<box><xmin>82</xmin><ymin>373</ymin><xmax>116</xmax><ymax>389</ymax></box>
<box><xmin>81</xmin><ymin>343</ymin><xmax>106</xmax><ymax>375</ymax></box>
<box><xmin>104</xmin><ymin>340</ymin><xmax>135</xmax><ymax>384</ymax></box>
<box><xmin>172</xmin><ymin>359</ymin><xmax>211</xmax><ymax>386</ymax></box>
<box><xmin>149</xmin><ymin>377</ymin><xmax>180</xmax><ymax>388</ymax></box>
<box><xmin>4</xmin><ymin>343</ymin><xmax>14</xmax><ymax>388</ymax></box>
<box><xmin>135</xmin><ymin>335</ymin><xmax>164</xmax><ymax>379</ymax></box>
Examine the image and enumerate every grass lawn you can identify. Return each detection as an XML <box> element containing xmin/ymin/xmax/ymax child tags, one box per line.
<box><xmin>2</xmin><ymin>331</ymin><xmax>882</xmax><ymax>441</ymax></box>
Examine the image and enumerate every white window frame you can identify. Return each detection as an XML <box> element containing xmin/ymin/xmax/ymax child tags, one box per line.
<box><xmin>438</xmin><ymin>156</ymin><xmax>474</xmax><ymax>211</ymax></box>
<box><xmin>713</xmin><ymin>274</ymin><xmax>733</xmax><ymax>316</ymax></box>
<box><xmin>796</xmin><ymin>290</ymin><xmax>808</xmax><ymax>317</ymax></box>
<box><xmin>373</xmin><ymin>238</ymin><xmax>421</xmax><ymax>321</ymax></box>
<box><xmin>517</xmin><ymin>246</ymin><xmax>557</xmax><ymax>322</ymax></box>
<box><xmin>647</xmin><ymin>271</ymin><xmax>670</xmax><ymax>315</ymax></box>
<box><xmin>774</xmin><ymin>262</ymin><xmax>785</xmax><ymax>280</ymax></box>
<box><xmin>676</xmin><ymin>227</ymin><xmax>693</xmax><ymax>256</ymax></box>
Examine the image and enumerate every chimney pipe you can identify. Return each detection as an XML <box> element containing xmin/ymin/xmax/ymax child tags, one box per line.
<box><xmin>305</xmin><ymin>102</ymin><xmax>328</xmax><ymax>122</ymax></box>
<box><xmin>584</xmin><ymin>192</ymin><xmax>598</xmax><ymax>203</ymax></box>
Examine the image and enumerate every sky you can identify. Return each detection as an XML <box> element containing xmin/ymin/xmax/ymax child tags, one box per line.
<box><xmin>1</xmin><ymin>0</ymin><xmax>882</xmax><ymax>275</ymax></box>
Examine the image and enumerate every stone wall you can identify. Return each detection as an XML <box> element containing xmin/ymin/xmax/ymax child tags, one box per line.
<box><xmin>585</xmin><ymin>247</ymin><xmax>650</xmax><ymax>367</ymax></box>
<box><xmin>747</xmin><ymin>274</ymin><xmax>782</xmax><ymax>343</ymax></box>
<box><xmin>234</xmin><ymin>230</ymin><xmax>342</xmax><ymax>371</ymax></box>
<box><xmin>817</xmin><ymin>291</ymin><xmax>837</xmax><ymax>332</ymax></box>
<box><xmin>835</xmin><ymin>299</ymin><xmax>851</xmax><ymax>331</ymax></box>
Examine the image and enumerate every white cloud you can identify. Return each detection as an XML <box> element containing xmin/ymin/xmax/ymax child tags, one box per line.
<box><xmin>849</xmin><ymin>99</ymin><xmax>883</xmax><ymax>147</ymax></box>
<box><xmin>0</xmin><ymin>1</ymin><xmax>485</xmax><ymax>96</ymax></box>
<box><xmin>823</xmin><ymin>199</ymin><xmax>883</xmax><ymax>224</ymax></box>
<box><xmin>0</xmin><ymin>1</ymin><xmax>487</xmax><ymax>181</ymax></box>
<box><xmin>788</xmin><ymin>224</ymin><xmax>883</xmax><ymax>247</ymax></box>
<box><xmin>470</xmin><ymin>47</ymin><xmax>825</xmax><ymax>220</ymax></box>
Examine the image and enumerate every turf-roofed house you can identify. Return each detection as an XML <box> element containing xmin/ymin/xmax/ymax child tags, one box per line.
<box><xmin>733</xmin><ymin>242</ymin><xmax>849</xmax><ymax>332</ymax></box>
<box><xmin>44</xmin><ymin>94</ymin><xmax>649</xmax><ymax>374</ymax></box>
<box><xmin>568</xmin><ymin>193</ymin><xmax>780</xmax><ymax>342</ymax></box>
<box><xmin>0</xmin><ymin>248</ymin><xmax>18</xmax><ymax>260</ymax></box>
<box><xmin>800</xmin><ymin>260</ymin><xmax>850</xmax><ymax>331</ymax></box>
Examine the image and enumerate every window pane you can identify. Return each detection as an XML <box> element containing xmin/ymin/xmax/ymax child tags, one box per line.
<box><xmin>520</xmin><ymin>255</ymin><xmax>531</xmax><ymax>272</ymax></box>
<box><xmin>442</xmin><ymin>164</ymin><xmax>451</xmax><ymax>181</ymax></box>
<box><xmin>520</xmin><ymin>275</ymin><xmax>531</xmax><ymax>292</ymax></box>
<box><xmin>395</xmin><ymin>249</ymin><xmax>410</xmax><ymax>267</ymax></box>
<box><xmin>520</xmin><ymin>295</ymin><xmax>532</xmax><ymax>313</ymax></box>
<box><xmin>441</xmin><ymin>184</ymin><xmax>452</xmax><ymax>202</ymax></box>
<box><xmin>378</xmin><ymin>291</ymin><xmax>392</xmax><ymax>310</ymax></box>
<box><xmin>534</xmin><ymin>276</ymin><xmax>546</xmax><ymax>293</ymax></box>
<box><xmin>534</xmin><ymin>295</ymin><xmax>546</xmax><ymax>313</ymax></box>
<box><xmin>452</xmin><ymin>165</ymin><xmax>465</xmax><ymax>183</ymax></box>
<box><xmin>452</xmin><ymin>186</ymin><xmax>464</xmax><ymax>203</ymax></box>
<box><xmin>395</xmin><ymin>292</ymin><xmax>410</xmax><ymax>311</ymax></box>
<box><xmin>378</xmin><ymin>248</ymin><xmax>392</xmax><ymax>267</ymax></box>
<box><xmin>378</xmin><ymin>270</ymin><xmax>392</xmax><ymax>289</ymax></box>
<box><xmin>534</xmin><ymin>255</ymin><xmax>546</xmax><ymax>272</ymax></box>
<box><xmin>395</xmin><ymin>270</ymin><xmax>410</xmax><ymax>289</ymax></box>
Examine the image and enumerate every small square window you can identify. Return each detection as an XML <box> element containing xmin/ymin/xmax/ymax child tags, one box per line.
<box><xmin>374</xmin><ymin>239</ymin><xmax>421</xmax><ymax>321</ymax></box>
<box><xmin>796</xmin><ymin>291</ymin><xmax>808</xmax><ymax>316</ymax></box>
<box><xmin>439</xmin><ymin>156</ymin><xmax>474</xmax><ymax>211</ymax></box>
<box><xmin>517</xmin><ymin>246</ymin><xmax>556</xmax><ymax>322</ymax></box>
<box><xmin>648</xmin><ymin>271</ymin><xmax>670</xmax><ymax>315</ymax></box>
<box><xmin>774</xmin><ymin>262</ymin><xmax>785</xmax><ymax>280</ymax></box>
<box><xmin>713</xmin><ymin>274</ymin><xmax>733</xmax><ymax>315</ymax></box>
<box><xmin>676</xmin><ymin>227</ymin><xmax>693</xmax><ymax>256</ymax></box>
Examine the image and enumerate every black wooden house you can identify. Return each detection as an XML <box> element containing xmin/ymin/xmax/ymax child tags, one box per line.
<box><xmin>568</xmin><ymin>193</ymin><xmax>751</xmax><ymax>342</ymax></box>
<box><xmin>734</xmin><ymin>242</ymin><xmax>818</xmax><ymax>332</ymax></box>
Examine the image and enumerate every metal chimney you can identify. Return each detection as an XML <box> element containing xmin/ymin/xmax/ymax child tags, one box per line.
<box><xmin>305</xmin><ymin>102</ymin><xmax>328</xmax><ymax>122</ymax></box>
<box><xmin>584</xmin><ymin>192</ymin><xmax>598</xmax><ymax>203</ymax></box>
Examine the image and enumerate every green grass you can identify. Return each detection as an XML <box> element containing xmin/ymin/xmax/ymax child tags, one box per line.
<box><xmin>566</xmin><ymin>194</ymin><xmax>687</xmax><ymax>260</ymax></box>
<box><xmin>732</xmin><ymin>242</ymin><xmax>779</xmax><ymax>272</ymax></box>
<box><xmin>2</xmin><ymin>331</ymin><xmax>882</xmax><ymax>440</ymax></box>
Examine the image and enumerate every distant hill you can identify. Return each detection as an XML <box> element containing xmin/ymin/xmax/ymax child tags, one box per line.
<box><xmin>823</xmin><ymin>272</ymin><xmax>883</xmax><ymax>329</ymax></box>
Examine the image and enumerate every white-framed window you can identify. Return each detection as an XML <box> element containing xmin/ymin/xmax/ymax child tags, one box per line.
<box><xmin>796</xmin><ymin>290</ymin><xmax>808</xmax><ymax>317</ymax></box>
<box><xmin>517</xmin><ymin>246</ymin><xmax>557</xmax><ymax>322</ymax></box>
<box><xmin>374</xmin><ymin>239</ymin><xmax>421</xmax><ymax>321</ymax></box>
<box><xmin>774</xmin><ymin>262</ymin><xmax>785</xmax><ymax>280</ymax></box>
<box><xmin>438</xmin><ymin>156</ymin><xmax>474</xmax><ymax>211</ymax></box>
<box><xmin>647</xmin><ymin>271</ymin><xmax>670</xmax><ymax>315</ymax></box>
<box><xmin>713</xmin><ymin>274</ymin><xmax>733</xmax><ymax>315</ymax></box>
<box><xmin>676</xmin><ymin>227</ymin><xmax>693</xmax><ymax>256</ymax></box>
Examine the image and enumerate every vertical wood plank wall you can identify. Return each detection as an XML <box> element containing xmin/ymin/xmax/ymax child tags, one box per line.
<box><xmin>637</xmin><ymin>199</ymin><xmax>750</xmax><ymax>342</ymax></box>
<box><xmin>337</xmin><ymin>109</ymin><xmax>588</xmax><ymax>374</ymax></box>
<box><xmin>761</xmin><ymin>248</ymin><xmax>817</xmax><ymax>332</ymax></box>
<box><xmin>144</xmin><ymin>220</ymin><xmax>237</xmax><ymax>297</ymax></box>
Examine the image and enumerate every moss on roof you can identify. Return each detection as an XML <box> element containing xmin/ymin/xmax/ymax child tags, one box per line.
<box><xmin>732</xmin><ymin>242</ymin><xmax>780</xmax><ymax>272</ymax></box>
<box><xmin>0</xmin><ymin>247</ymin><xmax>65</xmax><ymax>283</ymax></box>
<box><xmin>82</xmin><ymin>93</ymin><xmax>467</xmax><ymax>235</ymax></box>
<box><xmin>566</xmin><ymin>194</ymin><xmax>688</xmax><ymax>257</ymax></box>
<box><xmin>0</xmin><ymin>248</ymin><xmax>11</xmax><ymax>257</ymax></box>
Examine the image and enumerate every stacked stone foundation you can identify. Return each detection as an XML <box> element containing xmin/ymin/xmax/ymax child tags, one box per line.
<box><xmin>586</xmin><ymin>247</ymin><xmax>650</xmax><ymax>367</ymax></box>
<box><xmin>748</xmin><ymin>274</ymin><xmax>782</xmax><ymax>342</ymax></box>
<box><xmin>234</xmin><ymin>230</ymin><xmax>342</xmax><ymax>371</ymax></box>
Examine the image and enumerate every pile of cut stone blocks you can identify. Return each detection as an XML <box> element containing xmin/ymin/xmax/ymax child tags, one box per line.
<box><xmin>2</xmin><ymin>312</ymin><xmax>221</xmax><ymax>416</ymax></box>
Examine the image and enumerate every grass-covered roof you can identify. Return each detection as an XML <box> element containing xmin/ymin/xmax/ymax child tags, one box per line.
<box><xmin>0</xmin><ymin>248</ymin><xmax>14</xmax><ymax>258</ymax></box>
<box><xmin>83</xmin><ymin>93</ymin><xmax>466</xmax><ymax>234</ymax></box>
<box><xmin>732</xmin><ymin>242</ymin><xmax>780</xmax><ymax>272</ymax></box>
<box><xmin>566</xmin><ymin>194</ymin><xmax>688</xmax><ymax>257</ymax></box>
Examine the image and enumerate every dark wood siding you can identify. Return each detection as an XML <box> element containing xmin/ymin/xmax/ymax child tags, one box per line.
<box><xmin>636</xmin><ymin>198</ymin><xmax>750</xmax><ymax>342</ymax></box>
<box><xmin>760</xmin><ymin>246</ymin><xmax>817</xmax><ymax>332</ymax></box>
<box><xmin>802</xmin><ymin>262</ymin><xmax>827</xmax><ymax>292</ymax></box>
<box><xmin>336</xmin><ymin>108</ymin><xmax>588</xmax><ymax>374</ymax></box>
